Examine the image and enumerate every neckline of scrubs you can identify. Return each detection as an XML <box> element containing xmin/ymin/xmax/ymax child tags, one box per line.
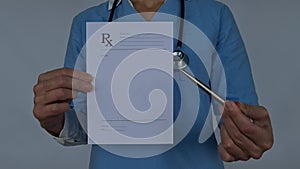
<box><xmin>117</xmin><ymin>0</ymin><xmax>182</xmax><ymax>21</ymax></box>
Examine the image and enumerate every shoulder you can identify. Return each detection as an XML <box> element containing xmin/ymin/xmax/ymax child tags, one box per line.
<box><xmin>189</xmin><ymin>0</ymin><xmax>232</xmax><ymax>17</ymax></box>
<box><xmin>188</xmin><ymin>0</ymin><xmax>236</xmax><ymax>31</ymax></box>
<box><xmin>72</xmin><ymin>1</ymin><xmax>110</xmax><ymax>24</ymax></box>
<box><xmin>194</xmin><ymin>0</ymin><xmax>229</xmax><ymax>10</ymax></box>
<box><xmin>186</xmin><ymin>0</ymin><xmax>234</xmax><ymax>39</ymax></box>
<box><xmin>67</xmin><ymin>2</ymin><xmax>111</xmax><ymax>45</ymax></box>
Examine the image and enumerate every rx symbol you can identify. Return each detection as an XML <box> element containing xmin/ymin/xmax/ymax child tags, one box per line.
<box><xmin>102</xmin><ymin>33</ymin><xmax>113</xmax><ymax>47</ymax></box>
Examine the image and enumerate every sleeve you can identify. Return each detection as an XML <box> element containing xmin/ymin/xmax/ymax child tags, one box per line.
<box><xmin>216</xmin><ymin>5</ymin><xmax>259</xmax><ymax>105</ymax></box>
<box><xmin>53</xmin><ymin>16</ymin><xmax>88</xmax><ymax>146</ymax></box>
<box><xmin>54</xmin><ymin>109</ymin><xmax>87</xmax><ymax>146</ymax></box>
<box><xmin>64</xmin><ymin>16</ymin><xmax>83</xmax><ymax>69</ymax></box>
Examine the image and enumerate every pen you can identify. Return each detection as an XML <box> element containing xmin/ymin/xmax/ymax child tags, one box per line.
<box><xmin>180</xmin><ymin>69</ymin><xmax>225</xmax><ymax>105</ymax></box>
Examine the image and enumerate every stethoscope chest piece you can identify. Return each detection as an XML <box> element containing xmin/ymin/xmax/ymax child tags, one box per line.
<box><xmin>173</xmin><ymin>50</ymin><xmax>189</xmax><ymax>70</ymax></box>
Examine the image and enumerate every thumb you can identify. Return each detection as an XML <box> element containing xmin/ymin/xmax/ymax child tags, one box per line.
<box><xmin>234</xmin><ymin>101</ymin><xmax>269</xmax><ymax>122</ymax></box>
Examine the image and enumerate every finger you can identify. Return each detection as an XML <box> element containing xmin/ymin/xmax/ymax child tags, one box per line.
<box><xmin>34</xmin><ymin>89</ymin><xmax>77</xmax><ymax>105</ymax></box>
<box><xmin>218</xmin><ymin>103</ymin><xmax>225</xmax><ymax>114</ymax></box>
<box><xmin>38</xmin><ymin>68</ymin><xmax>93</xmax><ymax>82</ymax></box>
<box><xmin>225</xmin><ymin>101</ymin><xmax>263</xmax><ymax>136</ymax></box>
<box><xmin>34</xmin><ymin>76</ymin><xmax>92</xmax><ymax>95</ymax></box>
<box><xmin>218</xmin><ymin>144</ymin><xmax>235</xmax><ymax>162</ymax></box>
<box><xmin>225</xmin><ymin>101</ymin><xmax>273</xmax><ymax>151</ymax></box>
<box><xmin>219</xmin><ymin>124</ymin><xmax>250</xmax><ymax>161</ymax></box>
<box><xmin>33</xmin><ymin>102</ymin><xmax>70</xmax><ymax>120</ymax></box>
<box><xmin>236</xmin><ymin>102</ymin><xmax>270</xmax><ymax>125</ymax></box>
<box><xmin>222</xmin><ymin>109</ymin><xmax>263</xmax><ymax>159</ymax></box>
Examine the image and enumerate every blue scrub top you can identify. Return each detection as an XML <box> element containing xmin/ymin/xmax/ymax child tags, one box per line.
<box><xmin>64</xmin><ymin>0</ymin><xmax>258</xmax><ymax>169</ymax></box>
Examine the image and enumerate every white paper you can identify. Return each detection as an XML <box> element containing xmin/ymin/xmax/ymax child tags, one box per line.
<box><xmin>86</xmin><ymin>22</ymin><xmax>173</xmax><ymax>144</ymax></box>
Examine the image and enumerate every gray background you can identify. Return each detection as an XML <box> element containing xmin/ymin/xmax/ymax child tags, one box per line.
<box><xmin>0</xmin><ymin>0</ymin><xmax>299</xmax><ymax>168</ymax></box>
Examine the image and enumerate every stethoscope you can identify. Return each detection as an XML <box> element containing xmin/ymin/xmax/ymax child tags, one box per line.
<box><xmin>108</xmin><ymin>0</ymin><xmax>225</xmax><ymax>104</ymax></box>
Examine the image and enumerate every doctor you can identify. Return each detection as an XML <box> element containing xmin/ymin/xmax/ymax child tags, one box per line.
<box><xmin>33</xmin><ymin>0</ymin><xmax>273</xmax><ymax>168</ymax></box>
